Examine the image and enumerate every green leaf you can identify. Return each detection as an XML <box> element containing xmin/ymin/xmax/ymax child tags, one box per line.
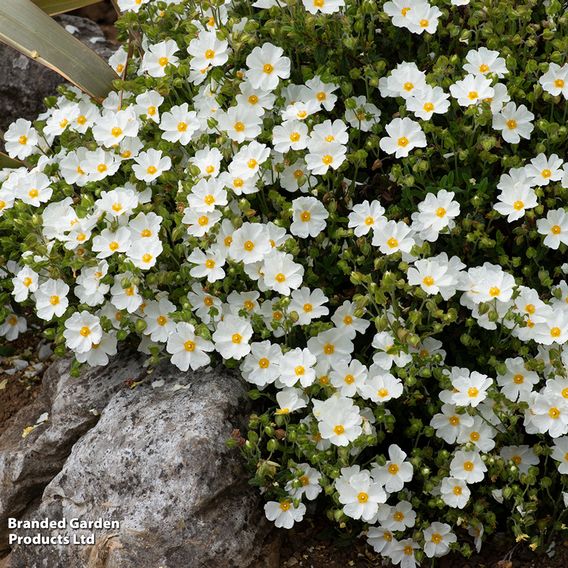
<box><xmin>0</xmin><ymin>152</ymin><xmax>24</xmax><ymax>169</ymax></box>
<box><xmin>31</xmin><ymin>0</ymin><xmax>102</xmax><ymax>16</ymax></box>
<box><xmin>0</xmin><ymin>0</ymin><xmax>118</xmax><ymax>101</ymax></box>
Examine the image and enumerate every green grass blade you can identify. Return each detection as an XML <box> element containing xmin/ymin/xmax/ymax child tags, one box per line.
<box><xmin>32</xmin><ymin>0</ymin><xmax>103</xmax><ymax>16</ymax></box>
<box><xmin>0</xmin><ymin>152</ymin><xmax>24</xmax><ymax>168</ymax></box>
<box><xmin>0</xmin><ymin>0</ymin><xmax>118</xmax><ymax>101</ymax></box>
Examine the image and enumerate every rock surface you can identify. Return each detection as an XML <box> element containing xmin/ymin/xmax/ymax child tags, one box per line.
<box><xmin>0</xmin><ymin>14</ymin><xmax>116</xmax><ymax>138</ymax></box>
<box><xmin>0</xmin><ymin>354</ymin><xmax>277</xmax><ymax>568</ymax></box>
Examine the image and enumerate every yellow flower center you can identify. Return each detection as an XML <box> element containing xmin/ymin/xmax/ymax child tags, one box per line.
<box><xmin>258</xmin><ymin>357</ymin><xmax>270</xmax><ymax>369</ymax></box>
<box><xmin>157</xmin><ymin>315</ymin><xmax>168</xmax><ymax>326</ymax></box>
<box><xmin>28</xmin><ymin>189</ymin><xmax>39</xmax><ymax>199</ymax></box>
<box><xmin>422</xmin><ymin>276</ymin><xmax>434</xmax><ymax>287</ymax></box>
<box><xmin>247</xmin><ymin>159</ymin><xmax>258</xmax><ymax>169</ymax></box>
<box><xmin>468</xmin><ymin>387</ymin><xmax>479</xmax><ymax>398</ymax></box>
<box><xmin>333</xmin><ymin>424</ymin><xmax>345</xmax><ymax>435</ymax></box>
<box><xmin>18</xmin><ymin>135</ymin><xmax>28</xmax><ymax>145</ymax></box>
<box><xmin>551</xmin><ymin>327</ymin><xmax>561</xmax><ymax>338</ymax></box>
<box><xmin>205</xmin><ymin>165</ymin><xmax>215</xmax><ymax>174</ymax></box>
<box><xmin>300</xmin><ymin>211</ymin><xmax>311</xmax><ymax>222</ymax></box>
<box><xmin>263</xmin><ymin>63</ymin><xmax>274</xmax><ymax>74</ymax></box>
<box><xmin>205</xmin><ymin>49</ymin><xmax>215</xmax><ymax>60</ymax></box>
<box><xmin>344</xmin><ymin>374</ymin><xmax>355</xmax><ymax>384</ymax></box>
<box><xmin>146</xmin><ymin>165</ymin><xmax>157</xmax><ymax>175</ymax></box>
<box><xmin>388</xmin><ymin>463</ymin><xmax>399</xmax><ymax>475</ymax></box>
<box><xmin>549</xmin><ymin>407</ymin><xmax>560</xmax><ymax>419</ymax></box>
<box><xmin>489</xmin><ymin>286</ymin><xmax>501</xmax><ymax>297</ymax></box>
<box><xmin>387</xmin><ymin>237</ymin><xmax>399</xmax><ymax>249</ymax></box>
<box><xmin>323</xmin><ymin>343</ymin><xmax>335</xmax><ymax>355</ymax></box>
<box><xmin>77</xmin><ymin>115</ymin><xmax>87</xmax><ymax>125</ymax></box>
<box><xmin>322</xmin><ymin>154</ymin><xmax>333</xmax><ymax>165</ymax></box>
<box><xmin>453</xmin><ymin>486</ymin><xmax>463</xmax><ymax>495</ymax></box>
<box><xmin>184</xmin><ymin>340</ymin><xmax>196</xmax><ymax>352</ymax></box>
<box><xmin>378</xmin><ymin>388</ymin><xmax>389</xmax><ymax>398</ymax></box>
<box><xmin>109</xmin><ymin>241</ymin><xmax>119</xmax><ymax>251</ymax></box>
<box><xmin>419</xmin><ymin>18</ymin><xmax>429</xmax><ymax>27</ymax></box>
<box><xmin>158</xmin><ymin>56</ymin><xmax>169</xmax><ymax>67</ymax></box>
<box><xmin>449</xmin><ymin>416</ymin><xmax>460</xmax><ymax>426</ymax></box>
<box><xmin>397</xmin><ymin>136</ymin><xmax>409</xmax><ymax>147</ymax></box>
<box><xmin>357</xmin><ymin>492</ymin><xmax>369</xmax><ymax>503</ymax></box>
<box><xmin>403</xmin><ymin>81</ymin><xmax>414</xmax><ymax>92</ymax></box>
<box><xmin>470</xmin><ymin>431</ymin><xmax>480</xmax><ymax>442</ymax></box>
<box><xmin>244</xmin><ymin>240</ymin><xmax>255</xmax><ymax>251</ymax></box>
<box><xmin>111</xmin><ymin>126</ymin><xmax>122</xmax><ymax>138</ymax></box>
<box><xmin>343</xmin><ymin>315</ymin><xmax>353</xmax><ymax>325</ymax></box>
<box><xmin>147</xmin><ymin>106</ymin><xmax>156</xmax><ymax>116</ymax></box>
<box><xmin>423</xmin><ymin>102</ymin><xmax>434</xmax><ymax>112</ymax></box>
<box><xmin>551</xmin><ymin>225</ymin><xmax>561</xmax><ymax>235</ymax></box>
<box><xmin>279</xmin><ymin>500</ymin><xmax>291</xmax><ymax>511</ymax></box>
<box><xmin>479</xmin><ymin>63</ymin><xmax>489</xmax><ymax>73</ymax></box>
<box><xmin>142</xmin><ymin>253</ymin><xmax>153</xmax><ymax>263</ymax></box>
<box><xmin>513</xmin><ymin>374</ymin><xmax>524</xmax><ymax>384</ymax></box>
<box><xmin>198</xmin><ymin>215</ymin><xmax>209</xmax><ymax>227</ymax></box>
<box><xmin>177</xmin><ymin>122</ymin><xmax>188</xmax><ymax>132</ymax></box>
<box><xmin>555</xmin><ymin>78</ymin><xmax>565</xmax><ymax>88</ymax></box>
<box><xmin>205</xmin><ymin>259</ymin><xmax>216</xmax><ymax>269</ymax></box>
<box><xmin>248</xmin><ymin>95</ymin><xmax>259</xmax><ymax>105</ymax></box>
<box><xmin>204</xmin><ymin>194</ymin><xmax>215</xmax><ymax>206</ymax></box>
<box><xmin>97</xmin><ymin>163</ymin><xmax>108</xmax><ymax>173</ymax></box>
<box><xmin>541</xmin><ymin>169</ymin><xmax>552</xmax><ymax>179</ymax></box>
<box><xmin>275</xmin><ymin>273</ymin><xmax>286</xmax><ymax>283</ymax></box>
<box><xmin>232</xmin><ymin>333</ymin><xmax>242</xmax><ymax>344</ymax></box>
<box><xmin>431</xmin><ymin>533</ymin><xmax>443</xmax><ymax>544</ymax></box>
<box><xmin>289</xmin><ymin>132</ymin><xmax>301</xmax><ymax>143</ymax></box>
<box><xmin>393</xmin><ymin>511</ymin><xmax>405</xmax><ymax>522</ymax></box>
<box><xmin>506</xmin><ymin>119</ymin><xmax>517</xmax><ymax>130</ymax></box>
<box><xmin>141</xmin><ymin>229</ymin><xmax>152</xmax><ymax>238</ymax></box>
<box><xmin>468</xmin><ymin>91</ymin><xmax>479</xmax><ymax>100</ymax></box>
<box><xmin>463</xmin><ymin>460</ymin><xmax>474</xmax><ymax>471</ymax></box>
<box><xmin>79</xmin><ymin>326</ymin><xmax>91</xmax><ymax>337</ymax></box>
<box><xmin>513</xmin><ymin>200</ymin><xmax>524</xmax><ymax>211</ymax></box>
<box><xmin>234</xmin><ymin>121</ymin><xmax>245</xmax><ymax>132</ymax></box>
<box><xmin>295</xmin><ymin>365</ymin><xmax>305</xmax><ymax>376</ymax></box>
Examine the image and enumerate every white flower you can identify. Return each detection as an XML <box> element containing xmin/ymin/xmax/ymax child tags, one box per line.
<box><xmin>537</xmin><ymin>208</ymin><xmax>568</xmax><ymax>249</ymax></box>
<box><xmin>166</xmin><ymin>322</ymin><xmax>214</xmax><ymax>371</ymax></box>
<box><xmin>0</xmin><ymin>312</ymin><xmax>26</xmax><ymax>341</ymax></box>
<box><xmin>449</xmin><ymin>368</ymin><xmax>493</xmax><ymax>407</ymax></box>
<box><xmin>539</xmin><ymin>62</ymin><xmax>568</xmax><ymax>97</ymax></box>
<box><xmin>229</xmin><ymin>222</ymin><xmax>271</xmax><ymax>264</ymax></box>
<box><xmin>406</xmin><ymin>85</ymin><xmax>450</xmax><ymax>120</ymax></box>
<box><xmin>264</xmin><ymin>499</ymin><xmax>306</xmax><ymax>529</ymax></box>
<box><xmin>306</xmin><ymin>327</ymin><xmax>353</xmax><ymax>371</ymax></box>
<box><xmin>92</xmin><ymin>108</ymin><xmax>139</xmax><ymax>148</ymax></box>
<box><xmin>406</xmin><ymin>2</ymin><xmax>441</xmax><ymax>34</ymax></box>
<box><xmin>525</xmin><ymin>153</ymin><xmax>564</xmax><ymax>186</ymax></box>
<box><xmin>187</xmin><ymin>30</ymin><xmax>229</xmax><ymax>70</ymax></box>
<box><xmin>63</xmin><ymin>311</ymin><xmax>102</xmax><ymax>354</ymax></box>
<box><xmin>388</xmin><ymin>539</ymin><xmax>419</xmax><ymax>568</ymax></box>
<box><xmin>423</xmin><ymin>523</ymin><xmax>457</xmax><ymax>558</ymax></box>
<box><xmin>379</xmin><ymin>118</ymin><xmax>426</xmax><ymax>158</ymax></box>
<box><xmin>12</xmin><ymin>267</ymin><xmax>39</xmax><ymax>302</ymax></box>
<box><xmin>188</xmin><ymin>248</ymin><xmax>226</xmax><ymax>283</ymax></box>
<box><xmin>241</xmin><ymin>341</ymin><xmax>282</xmax><ymax>387</ymax></box>
<box><xmin>500</xmin><ymin>445</ymin><xmax>539</xmax><ymax>475</ymax></box>
<box><xmin>141</xmin><ymin>39</ymin><xmax>180</xmax><ymax>77</ymax></box>
<box><xmin>314</xmin><ymin>395</ymin><xmax>362</xmax><ymax>446</ymax></box>
<box><xmin>159</xmin><ymin>103</ymin><xmax>200</xmax><ymax>144</ymax></box>
<box><xmin>494</xmin><ymin>181</ymin><xmax>537</xmax><ymax>222</ymax></box>
<box><xmin>450</xmin><ymin>74</ymin><xmax>494</xmax><ymax>106</ymax></box>
<box><xmin>245</xmin><ymin>43</ymin><xmax>291</xmax><ymax>91</ymax></box>
<box><xmin>336</xmin><ymin>466</ymin><xmax>386</xmax><ymax>521</ymax></box>
<box><xmin>212</xmin><ymin>315</ymin><xmax>253</xmax><ymax>360</ymax></box>
<box><xmin>285</xmin><ymin>464</ymin><xmax>322</xmax><ymax>500</ymax></box>
<box><xmin>496</xmin><ymin>357</ymin><xmax>540</xmax><ymax>402</ymax></box>
<box><xmin>372</xmin><ymin>444</ymin><xmax>413</xmax><ymax>493</ymax></box>
<box><xmin>92</xmin><ymin>227</ymin><xmax>132</xmax><ymax>259</ymax></box>
<box><xmin>372</xmin><ymin>219</ymin><xmax>415</xmax><ymax>254</ymax></box>
<box><xmin>360</xmin><ymin>372</ymin><xmax>403</xmax><ymax>403</ymax></box>
<box><xmin>35</xmin><ymin>279</ymin><xmax>69</xmax><ymax>321</ymax></box>
<box><xmin>290</xmin><ymin>196</ymin><xmax>329</xmax><ymax>238</ymax></box>
<box><xmin>330</xmin><ymin>359</ymin><xmax>368</xmax><ymax>398</ymax></box>
<box><xmin>464</xmin><ymin>47</ymin><xmax>508</xmax><ymax>77</ymax></box>
<box><xmin>492</xmin><ymin>102</ymin><xmax>534</xmax><ymax>144</ymax></box>
<box><xmin>289</xmin><ymin>287</ymin><xmax>329</xmax><ymax>326</ymax></box>
<box><xmin>407</xmin><ymin>253</ymin><xmax>464</xmax><ymax>300</ymax></box>
<box><xmin>430</xmin><ymin>404</ymin><xmax>474</xmax><ymax>444</ymax></box>
<box><xmin>440</xmin><ymin>477</ymin><xmax>471</xmax><ymax>508</ymax></box>
<box><xmin>279</xmin><ymin>348</ymin><xmax>317</xmax><ymax>388</ymax></box>
<box><xmin>262</xmin><ymin>251</ymin><xmax>304</xmax><ymax>295</ymax></box>
<box><xmin>305</xmin><ymin>141</ymin><xmax>347</xmax><ymax>175</ymax></box>
<box><xmin>132</xmin><ymin>149</ymin><xmax>172</xmax><ymax>182</ymax></box>
<box><xmin>75</xmin><ymin>332</ymin><xmax>117</xmax><ymax>367</ymax></box>
<box><xmin>273</xmin><ymin>120</ymin><xmax>309</xmax><ymax>153</ymax></box>
<box><xmin>348</xmin><ymin>200</ymin><xmax>386</xmax><ymax>236</ymax></box>
<box><xmin>4</xmin><ymin>118</ymin><xmax>39</xmax><ymax>159</ymax></box>
<box><xmin>143</xmin><ymin>298</ymin><xmax>176</xmax><ymax>343</ymax></box>
<box><xmin>276</xmin><ymin>387</ymin><xmax>308</xmax><ymax>414</ymax></box>
<box><xmin>344</xmin><ymin>95</ymin><xmax>381</xmax><ymax>131</ymax></box>
<box><xmin>450</xmin><ymin>450</ymin><xmax>487</xmax><ymax>483</ymax></box>
<box><xmin>110</xmin><ymin>273</ymin><xmax>143</xmax><ymax>313</ymax></box>
<box><xmin>379</xmin><ymin>500</ymin><xmax>416</xmax><ymax>531</ymax></box>
<box><xmin>127</xmin><ymin>238</ymin><xmax>163</xmax><ymax>270</ymax></box>
<box><xmin>218</xmin><ymin>105</ymin><xmax>262</xmax><ymax>143</ymax></box>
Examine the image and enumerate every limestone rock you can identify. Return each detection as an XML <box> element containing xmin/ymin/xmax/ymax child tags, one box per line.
<box><xmin>1</xmin><ymin>355</ymin><xmax>277</xmax><ymax>568</ymax></box>
<box><xmin>0</xmin><ymin>353</ymin><xmax>146</xmax><ymax>554</ymax></box>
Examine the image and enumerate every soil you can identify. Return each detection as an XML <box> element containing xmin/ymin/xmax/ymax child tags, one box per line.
<box><xmin>0</xmin><ymin>332</ymin><xmax>48</xmax><ymax>437</ymax></box>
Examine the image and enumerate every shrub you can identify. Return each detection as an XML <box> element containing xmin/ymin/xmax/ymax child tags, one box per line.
<box><xmin>2</xmin><ymin>0</ymin><xmax>568</xmax><ymax>564</ymax></box>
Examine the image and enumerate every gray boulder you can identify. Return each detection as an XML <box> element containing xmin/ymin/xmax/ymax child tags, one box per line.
<box><xmin>0</xmin><ymin>14</ymin><xmax>116</xmax><ymax>138</ymax></box>
<box><xmin>1</xmin><ymin>354</ymin><xmax>278</xmax><ymax>568</ymax></box>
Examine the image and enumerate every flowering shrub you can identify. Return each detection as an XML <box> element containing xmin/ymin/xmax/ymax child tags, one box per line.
<box><xmin>2</xmin><ymin>0</ymin><xmax>568</xmax><ymax>563</ymax></box>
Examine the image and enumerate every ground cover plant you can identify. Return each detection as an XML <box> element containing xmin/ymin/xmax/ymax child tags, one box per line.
<box><xmin>1</xmin><ymin>0</ymin><xmax>568</xmax><ymax>565</ymax></box>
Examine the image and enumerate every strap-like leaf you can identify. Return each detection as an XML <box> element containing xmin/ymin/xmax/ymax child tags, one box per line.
<box><xmin>32</xmin><ymin>0</ymin><xmax>103</xmax><ymax>16</ymax></box>
<box><xmin>0</xmin><ymin>152</ymin><xmax>24</xmax><ymax>169</ymax></box>
<box><xmin>0</xmin><ymin>0</ymin><xmax>118</xmax><ymax>101</ymax></box>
